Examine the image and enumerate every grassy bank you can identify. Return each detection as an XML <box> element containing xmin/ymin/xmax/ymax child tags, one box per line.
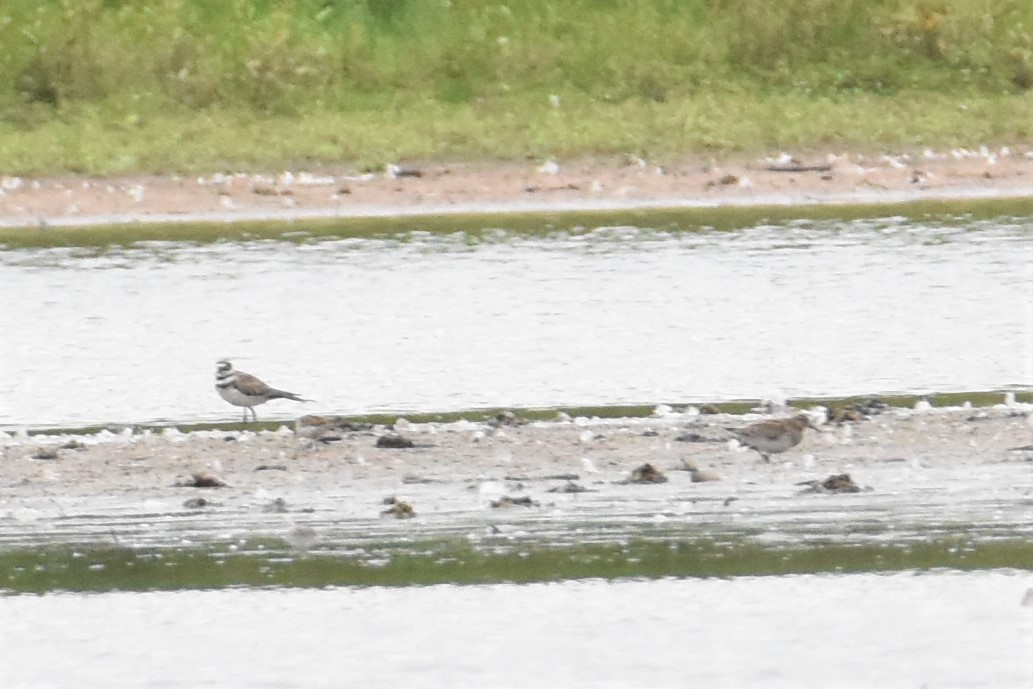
<box><xmin>1</xmin><ymin>1</ymin><xmax>1032</xmax><ymax>175</ymax></box>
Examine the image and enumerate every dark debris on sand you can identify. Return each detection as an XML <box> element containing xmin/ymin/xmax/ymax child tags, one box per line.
<box><xmin>546</xmin><ymin>481</ymin><xmax>594</xmax><ymax>494</ymax></box>
<box><xmin>674</xmin><ymin>432</ymin><xmax>720</xmax><ymax>443</ymax></box>
<box><xmin>376</xmin><ymin>434</ymin><xmax>416</xmax><ymax>449</ymax></box>
<box><xmin>797</xmin><ymin>473</ymin><xmax>863</xmax><ymax>494</ymax></box>
<box><xmin>295</xmin><ymin>415</ymin><xmax>375</xmax><ymax>443</ymax></box>
<box><xmin>621</xmin><ymin>462</ymin><xmax>668</xmax><ymax>484</ymax></box>
<box><xmin>263</xmin><ymin>497</ymin><xmax>289</xmax><ymax>513</ymax></box>
<box><xmin>176</xmin><ymin>472</ymin><xmax>228</xmax><ymax>488</ymax></box>
<box><xmin>491</xmin><ymin>495</ymin><xmax>539</xmax><ymax>508</ymax></box>
<box><xmin>504</xmin><ymin>473</ymin><xmax>580</xmax><ymax>482</ymax></box>
<box><xmin>490</xmin><ymin>410</ymin><xmax>528</xmax><ymax>427</ymax></box>
<box><xmin>382</xmin><ymin>496</ymin><xmax>416</xmax><ymax>519</ymax></box>
<box><xmin>828</xmin><ymin>398</ymin><xmax>889</xmax><ymax>424</ymax></box>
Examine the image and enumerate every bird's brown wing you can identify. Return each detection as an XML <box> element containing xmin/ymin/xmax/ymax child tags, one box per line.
<box><xmin>741</xmin><ymin>420</ymin><xmax>788</xmax><ymax>440</ymax></box>
<box><xmin>231</xmin><ymin>371</ymin><xmax>274</xmax><ymax>396</ymax></box>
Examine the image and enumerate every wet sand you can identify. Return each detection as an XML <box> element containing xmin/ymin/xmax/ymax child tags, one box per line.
<box><xmin>2</xmin><ymin>403</ymin><xmax>1031</xmax><ymax>551</ymax></box>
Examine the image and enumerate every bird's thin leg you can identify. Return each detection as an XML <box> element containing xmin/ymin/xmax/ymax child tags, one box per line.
<box><xmin>241</xmin><ymin>409</ymin><xmax>248</xmax><ymax>423</ymax></box>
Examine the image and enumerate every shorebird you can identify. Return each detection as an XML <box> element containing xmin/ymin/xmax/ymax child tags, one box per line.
<box><xmin>727</xmin><ymin>413</ymin><xmax>819</xmax><ymax>462</ymax></box>
<box><xmin>214</xmin><ymin>359</ymin><xmax>305</xmax><ymax>422</ymax></box>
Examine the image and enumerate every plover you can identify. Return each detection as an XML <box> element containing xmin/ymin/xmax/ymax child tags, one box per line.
<box><xmin>215</xmin><ymin>359</ymin><xmax>305</xmax><ymax>422</ymax></box>
<box><xmin>727</xmin><ymin>413</ymin><xmax>819</xmax><ymax>462</ymax></box>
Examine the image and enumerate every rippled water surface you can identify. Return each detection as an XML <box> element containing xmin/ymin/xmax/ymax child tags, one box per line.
<box><xmin>2</xmin><ymin>572</ymin><xmax>1030</xmax><ymax>689</ymax></box>
<box><xmin>2</xmin><ymin>218</ymin><xmax>1031</xmax><ymax>426</ymax></box>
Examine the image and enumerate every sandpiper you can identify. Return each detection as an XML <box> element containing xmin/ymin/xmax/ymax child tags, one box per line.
<box><xmin>727</xmin><ymin>413</ymin><xmax>819</xmax><ymax>462</ymax></box>
<box><xmin>214</xmin><ymin>359</ymin><xmax>306</xmax><ymax>422</ymax></box>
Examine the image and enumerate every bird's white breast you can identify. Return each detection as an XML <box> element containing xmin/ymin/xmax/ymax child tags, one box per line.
<box><xmin>217</xmin><ymin>381</ymin><xmax>265</xmax><ymax>407</ymax></box>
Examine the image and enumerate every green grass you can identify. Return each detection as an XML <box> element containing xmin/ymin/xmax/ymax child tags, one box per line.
<box><xmin>1</xmin><ymin>1</ymin><xmax>1032</xmax><ymax>175</ymax></box>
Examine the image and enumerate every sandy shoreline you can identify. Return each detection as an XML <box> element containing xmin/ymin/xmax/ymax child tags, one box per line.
<box><xmin>2</xmin><ymin>147</ymin><xmax>1032</xmax><ymax>229</ymax></box>
<box><xmin>2</xmin><ymin>402</ymin><xmax>1031</xmax><ymax>553</ymax></box>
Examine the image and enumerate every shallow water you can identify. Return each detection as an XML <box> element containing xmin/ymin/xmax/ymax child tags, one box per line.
<box><xmin>1</xmin><ymin>217</ymin><xmax>1031</xmax><ymax>427</ymax></box>
<box><xmin>1</xmin><ymin>572</ymin><xmax>1030</xmax><ymax>689</ymax></box>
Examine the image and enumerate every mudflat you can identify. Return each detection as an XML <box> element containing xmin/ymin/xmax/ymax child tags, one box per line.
<box><xmin>2</xmin><ymin>403</ymin><xmax>1031</xmax><ymax>552</ymax></box>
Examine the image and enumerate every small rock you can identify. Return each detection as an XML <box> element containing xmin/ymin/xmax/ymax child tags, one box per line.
<box><xmin>690</xmin><ymin>467</ymin><xmax>721</xmax><ymax>483</ymax></box>
<box><xmin>674</xmin><ymin>432</ymin><xmax>709</xmax><ymax>443</ymax></box>
<box><xmin>490</xmin><ymin>495</ymin><xmax>538</xmax><ymax>508</ymax></box>
<box><xmin>855</xmin><ymin>398</ymin><xmax>888</xmax><ymax>415</ymax></box>
<box><xmin>828</xmin><ymin>407</ymin><xmax>866</xmax><ymax>424</ymax></box>
<box><xmin>676</xmin><ymin>458</ymin><xmax>720</xmax><ymax>481</ymax></box>
<box><xmin>546</xmin><ymin>481</ymin><xmax>593</xmax><ymax>494</ymax></box>
<box><xmin>255</xmin><ymin>464</ymin><xmax>288</xmax><ymax>472</ymax></box>
<box><xmin>263</xmin><ymin>498</ymin><xmax>289</xmax><ymax>513</ymax></box>
<box><xmin>295</xmin><ymin>415</ymin><xmax>372</xmax><ymax>442</ymax></box>
<box><xmin>402</xmin><ymin>474</ymin><xmax>438</xmax><ymax>484</ymax></box>
<box><xmin>183</xmin><ymin>497</ymin><xmax>209</xmax><ymax>509</ymax></box>
<box><xmin>177</xmin><ymin>472</ymin><xmax>227</xmax><ymax>488</ymax></box>
<box><xmin>491</xmin><ymin>410</ymin><xmax>526</xmax><ymax>427</ymax></box>
<box><xmin>381</xmin><ymin>496</ymin><xmax>416</xmax><ymax>518</ymax></box>
<box><xmin>338</xmin><ymin>420</ymin><xmax>375</xmax><ymax>432</ymax></box>
<box><xmin>504</xmin><ymin>473</ymin><xmax>580</xmax><ymax>482</ymax></box>
<box><xmin>376</xmin><ymin>434</ymin><xmax>415</xmax><ymax>449</ymax></box>
<box><xmin>31</xmin><ymin>449</ymin><xmax>59</xmax><ymax>460</ymax></box>
<box><xmin>797</xmin><ymin>473</ymin><xmax>862</xmax><ymax>494</ymax></box>
<box><xmin>60</xmin><ymin>439</ymin><xmax>86</xmax><ymax>450</ymax></box>
<box><xmin>698</xmin><ymin>404</ymin><xmax>721</xmax><ymax>415</ymax></box>
<box><xmin>623</xmin><ymin>463</ymin><xmax>668</xmax><ymax>484</ymax></box>
<box><xmin>538</xmin><ymin>160</ymin><xmax>560</xmax><ymax>175</ymax></box>
<box><xmin>387</xmin><ymin>165</ymin><xmax>423</xmax><ymax>178</ymax></box>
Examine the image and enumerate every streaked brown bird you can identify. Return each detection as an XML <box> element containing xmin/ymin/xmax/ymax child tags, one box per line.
<box><xmin>727</xmin><ymin>414</ymin><xmax>819</xmax><ymax>462</ymax></box>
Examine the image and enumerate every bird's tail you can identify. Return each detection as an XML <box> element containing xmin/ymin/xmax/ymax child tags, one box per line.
<box><xmin>269</xmin><ymin>389</ymin><xmax>307</xmax><ymax>403</ymax></box>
